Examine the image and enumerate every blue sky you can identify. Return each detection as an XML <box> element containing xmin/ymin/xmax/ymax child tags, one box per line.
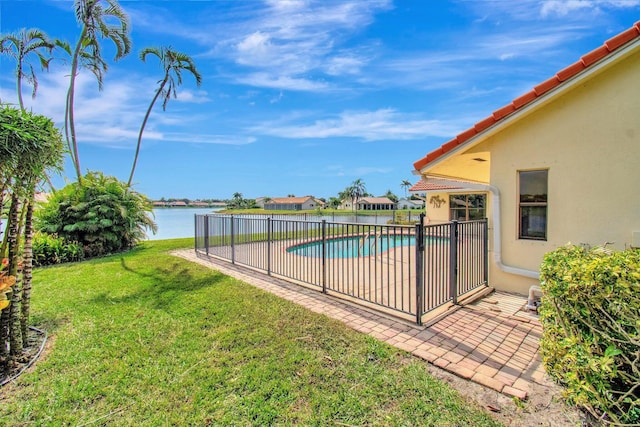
<box><xmin>1</xmin><ymin>1</ymin><xmax>638</xmax><ymax>201</ymax></box>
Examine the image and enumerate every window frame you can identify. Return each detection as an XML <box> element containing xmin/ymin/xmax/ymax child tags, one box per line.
<box><xmin>517</xmin><ymin>169</ymin><xmax>548</xmax><ymax>241</ymax></box>
<box><xmin>449</xmin><ymin>193</ymin><xmax>486</xmax><ymax>221</ymax></box>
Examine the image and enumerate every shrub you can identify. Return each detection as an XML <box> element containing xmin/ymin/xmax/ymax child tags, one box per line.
<box><xmin>32</xmin><ymin>232</ymin><xmax>84</xmax><ymax>266</ymax></box>
<box><xmin>36</xmin><ymin>172</ymin><xmax>157</xmax><ymax>258</ymax></box>
<box><xmin>539</xmin><ymin>245</ymin><xmax>640</xmax><ymax>425</ymax></box>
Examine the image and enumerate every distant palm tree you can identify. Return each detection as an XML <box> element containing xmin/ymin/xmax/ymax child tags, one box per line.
<box><xmin>349</xmin><ymin>179</ymin><xmax>366</xmax><ymax>211</ymax></box>
<box><xmin>0</xmin><ymin>28</ymin><xmax>55</xmax><ymax>111</ymax></box>
<box><xmin>401</xmin><ymin>179</ymin><xmax>412</xmax><ymax>198</ymax></box>
<box><xmin>127</xmin><ymin>46</ymin><xmax>202</xmax><ymax>187</ymax></box>
<box><xmin>65</xmin><ymin>0</ymin><xmax>132</xmax><ymax>182</ymax></box>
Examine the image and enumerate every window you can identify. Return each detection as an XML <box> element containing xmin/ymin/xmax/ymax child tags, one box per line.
<box><xmin>449</xmin><ymin>194</ymin><xmax>486</xmax><ymax>221</ymax></box>
<box><xmin>519</xmin><ymin>170</ymin><xmax>548</xmax><ymax>240</ymax></box>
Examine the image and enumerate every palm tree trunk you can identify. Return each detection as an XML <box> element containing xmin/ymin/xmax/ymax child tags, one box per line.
<box><xmin>128</xmin><ymin>79</ymin><xmax>166</xmax><ymax>187</ymax></box>
<box><xmin>66</xmin><ymin>30</ymin><xmax>86</xmax><ymax>183</ymax></box>
<box><xmin>4</xmin><ymin>192</ymin><xmax>22</xmax><ymax>356</ymax></box>
<box><xmin>20</xmin><ymin>194</ymin><xmax>34</xmax><ymax>347</ymax></box>
<box><xmin>16</xmin><ymin>62</ymin><xmax>25</xmax><ymax>112</ymax></box>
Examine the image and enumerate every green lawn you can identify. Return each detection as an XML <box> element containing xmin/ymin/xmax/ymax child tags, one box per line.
<box><xmin>1</xmin><ymin>238</ymin><xmax>499</xmax><ymax>426</ymax></box>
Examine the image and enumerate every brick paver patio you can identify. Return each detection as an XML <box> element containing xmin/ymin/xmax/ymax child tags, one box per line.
<box><xmin>174</xmin><ymin>249</ymin><xmax>546</xmax><ymax>400</ymax></box>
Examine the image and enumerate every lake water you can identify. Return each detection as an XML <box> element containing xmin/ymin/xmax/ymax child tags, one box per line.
<box><xmin>149</xmin><ymin>208</ymin><xmax>222</xmax><ymax>240</ymax></box>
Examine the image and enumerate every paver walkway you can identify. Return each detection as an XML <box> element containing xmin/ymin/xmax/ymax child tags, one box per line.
<box><xmin>174</xmin><ymin>249</ymin><xmax>546</xmax><ymax>400</ymax></box>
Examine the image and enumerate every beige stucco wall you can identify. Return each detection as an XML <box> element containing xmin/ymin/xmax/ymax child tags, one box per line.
<box><xmin>420</xmin><ymin>46</ymin><xmax>640</xmax><ymax>295</ymax></box>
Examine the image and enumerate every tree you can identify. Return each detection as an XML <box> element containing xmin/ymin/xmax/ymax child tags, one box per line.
<box><xmin>327</xmin><ymin>197</ymin><xmax>341</xmax><ymax>209</ymax></box>
<box><xmin>64</xmin><ymin>0</ymin><xmax>132</xmax><ymax>182</ymax></box>
<box><xmin>0</xmin><ymin>106</ymin><xmax>65</xmax><ymax>361</ymax></box>
<box><xmin>400</xmin><ymin>179</ymin><xmax>412</xmax><ymax>198</ymax></box>
<box><xmin>0</xmin><ymin>28</ymin><xmax>55</xmax><ymax>112</ymax></box>
<box><xmin>384</xmin><ymin>189</ymin><xmax>398</xmax><ymax>203</ymax></box>
<box><xmin>229</xmin><ymin>192</ymin><xmax>244</xmax><ymax>209</ymax></box>
<box><xmin>127</xmin><ymin>46</ymin><xmax>202</xmax><ymax>186</ymax></box>
<box><xmin>349</xmin><ymin>179</ymin><xmax>366</xmax><ymax>212</ymax></box>
<box><xmin>36</xmin><ymin>172</ymin><xmax>157</xmax><ymax>258</ymax></box>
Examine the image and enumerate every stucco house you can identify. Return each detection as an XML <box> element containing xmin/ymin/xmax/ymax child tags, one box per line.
<box><xmin>397</xmin><ymin>198</ymin><xmax>424</xmax><ymax>210</ymax></box>
<box><xmin>263</xmin><ymin>196</ymin><xmax>324</xmax><ymax>211</ymax></box>
<box><xmin>411</xmin><ymin>21</ymin><xmax>640</xmax><ymax>296</ymax></box>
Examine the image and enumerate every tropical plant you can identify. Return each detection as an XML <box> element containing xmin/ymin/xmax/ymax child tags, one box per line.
<box><xmin>400</xmin><ymin>179</ymin><xmax>412</xmax><ymax>198</ymax></box>
<box><xmin>327</xmin><ymin>197</ymin><xmax>341</xmax><ymax>209</ymax></box>
<box><xmin>384</xmin><ymin>189</ymin><xmax>398</xmax><ymax>203</ymax></box>
<box><xmin>36</xmin><ymin>172</ymin><xmax>157</xmax><ymax>258</ymax></box>
<box><xmin>539</xmin><ymin>245</ymin><xmax>640</xmax><ymax>425</ymax></box>
<box><xmin>127</xmin><ymin>46</ymin><xmax>201</xmax><ymax>186</ymax></box>
<box><xmin>64</xmin><ymin>0</ymin><xmax>131</xmax><ymax>182</ymax></box>
<box><xmin>0</xmin><ymin>28</ymin><xmax>55</xmax><ymax>111</ymax></box>
<box><xmin>32</xmin><ymin>232</ymin><xmax>85</xmax><ymax>267</ymax></box>
<box><xmin>0</xmin><ymin>105</ymin><xmax>65</xmax><ymax>359</ymax></box>
<box><xmin>0</xmin><ymin>269</ymin><xmax>16</xmax><ymax>313</ymax></box>
<box><xmin>348</xmin><ymin>179</ymin><xmax>366</xmax><ymax>211</ymax></box>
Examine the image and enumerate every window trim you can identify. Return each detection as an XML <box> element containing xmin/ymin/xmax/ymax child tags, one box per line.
<box><xmin>517</xmin><ymin>169</ymin><xmax>548</xmax><ymax>241</ymax></box>
<box><xmin>449</xmin><ymin>193</ymin><xmax>487</xmax><ymax>221</ymax></box>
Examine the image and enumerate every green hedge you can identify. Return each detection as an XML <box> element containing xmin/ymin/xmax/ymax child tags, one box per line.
<box><xmin>539</xmin><ymin>245</ymin><xmax>640</xmax><ymax>425</ymax></box>
<box><xmin>32</xmin><ymin>232</ymin><xmax>84</xmax><ymax>267</ymax></box>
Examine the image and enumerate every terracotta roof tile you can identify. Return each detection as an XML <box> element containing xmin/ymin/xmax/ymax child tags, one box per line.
<box><xmin>533</xmin><ymin>76</ymin><xmax>561</xmax><ymax>96</ymax></box>
<box><xmin>605</xmin><ymin>26</ymin><xmax>640</xmax><ymax>51</ymax></box>
<box><xmin>474</xmin><ymin>116</ymin><xmax>497</xmax><ymax>133</ymax></box>
<box><xmin>456</xmin><ymin>128</ymin><xmax>477</xmax><ymax>144</ymax></box>
<box><xmin>492</xmin><ymin>104</ymin><xmax>515</xmax><ymax>120</ymax></box>
<box><xmin>442</xmin><ymin>139</ymin><xmax>459</xmax><ymax>152</ymax></box>
<box><xmin>409</xmin><ymin>180</ymin><xmax>463</xmax><ymax>192</ymax></box>
<box><xmin>413</xmin><ymin>21</ymin><xmax>640</xmax><ymax>172</ymax></box>
<box><xmin>581</xmin><ymin>45</ymin><xmax>609</xmax><ymax>67</ymax></box>
<box><xmin>512</xmin><ymin>90</ymin><xmax>537</xmax><ymax>109</ymax></box>
<box><xmin>556</xmin><ymin>61</ymin><xmax>585</xmax><ymax>81</ymax></box>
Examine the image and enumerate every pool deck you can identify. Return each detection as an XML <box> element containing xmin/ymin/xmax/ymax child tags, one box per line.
<box><xmin>174</xmin><ymin>249</ymin><xmax>550</xmax><ymax>401</ymax></box>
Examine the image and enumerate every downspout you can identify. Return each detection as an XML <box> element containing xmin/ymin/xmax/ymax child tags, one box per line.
<box><xmin>422</xmin><ymin>177</ymin><xmax>540</xmax><ymax>279</ymax></box>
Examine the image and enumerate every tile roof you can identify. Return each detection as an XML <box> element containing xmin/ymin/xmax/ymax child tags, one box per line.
<box><xmin>413</xmin><ymin>21</ymin><xmax>640</xmax><ymax>172</ymax></box>
<box><xmin>408</xmin><ymin>180</ymin><xmax>463</xmax><ymax>192</ymax></box>
<box><xmin>359</xmin><ymin>197</ymin><xmax>395</xmax><ymax>204</ymax></box>
<box><xmin>269</xmin><ymin>196</ymin><xmax>315</xmax><ymax>204</ymax></box>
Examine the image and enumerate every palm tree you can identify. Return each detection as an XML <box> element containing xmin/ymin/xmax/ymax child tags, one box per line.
<box><xmin>65</xmin><ymin>0</ymin><xmax>131</xmax><ymax>182</ymax></box>
<box><xmin>349</xmin><ymin>179</ymin><xmax>366</xmax><ymax>212</ymax></box>
<box><xmin>127</xmin><ymin>46</ymin><xmax>202</xmax><ymax>187</ymax></box>
<box><xmin>401</xmin><ymin>179</ymin><xmax>412</xmax><ymax>198</ymax></box>
<box><xmin>0</xmin><ymin>28</ymin><xmax>55</xmax><ymax>111</ymax></box>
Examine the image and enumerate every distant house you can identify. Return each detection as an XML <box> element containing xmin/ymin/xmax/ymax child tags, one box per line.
<box><xmin>255</xmin><ymin>197</ymin><xmax>266</xmax><ymax>208</ymax></box>
<box><xmin>153</xmin><ymin>201</ymin><xmax>167</xmax><ymax>207</ymax></box>
<box><xmin>189</xmin><ymin>201</ymin><xmax>210</xmax><ymax>207</ymax></box>
<box><xmin>263</xmin><ymin>196</ymin><xmax>324</xmax><ymax>211</ymax></box>
<box><xmin>411</xmin><ymin>21</ymin><xmax>640</xmax><ymax>295</ymax></box>
<box><xmin>397</xmin><ymin>198</ymin><xmax>424</xmax><ymax>210</ymax></box>
<box><xmin>168</xmin><ymin>201</ymin><xmax>187</xmax><ymax>207</ymax></box>
<box><xmin>339</xmin><ymin>200</ymin><xmax>353</xmax><ymax>210</ymax></box>
<box><xmin>356</xmin><ymin>197</ymin><xmax>396</xmax><ymax>211</ymax></box>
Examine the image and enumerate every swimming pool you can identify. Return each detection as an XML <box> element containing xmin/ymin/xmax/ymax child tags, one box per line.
<box><xmin>287</xmin><ymin>234</ymin><xmax>442</xmax><ymax>259</ymax></box>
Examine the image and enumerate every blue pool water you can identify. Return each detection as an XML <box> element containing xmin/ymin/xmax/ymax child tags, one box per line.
<box><xmin>287</xmin><ymin>234</ymin><xmax>420</xmax><ymax>259</ymax></box>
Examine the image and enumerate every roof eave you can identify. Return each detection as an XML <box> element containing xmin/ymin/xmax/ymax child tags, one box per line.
<box><xmin>414</xmin><ymin>34</ymin><xmax>640</xmax><ymax>176</ymax></box>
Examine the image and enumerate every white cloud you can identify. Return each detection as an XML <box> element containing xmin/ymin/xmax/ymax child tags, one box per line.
<box><xmin>251</xmin><ymin>108</ymin><xmax>462</xmax><ymax>141</ymax></box>
<box><xmin>174</xmin><ymin>89</ymin><xmax>210</xmax><ymax>104</ymax></box>
<box><xmin>160</xmin><ymin>134</ymin><xmax>256</xmax><ymax>145</ymax></box>
<box><xmin>237</xmin><ymin>73</ymin><xmax>329</xmax><ymax>91</ymax></box>
<box><xmin>541</xmin><ymin>0</ymin><xmax>640</xmax><ymax>17</ymax></box>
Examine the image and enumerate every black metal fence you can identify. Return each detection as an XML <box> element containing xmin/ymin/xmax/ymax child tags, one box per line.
<box><xmin>195</xmin><ymin>214</ymin><xmax>488</xmax><ymax>325</ymax></box>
